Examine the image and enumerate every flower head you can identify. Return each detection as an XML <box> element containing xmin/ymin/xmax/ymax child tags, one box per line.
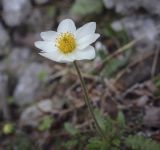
<box><xmin>34</xmin><ymin>19</ymin><xmax>100</xmax><ymax>62</ymax></box>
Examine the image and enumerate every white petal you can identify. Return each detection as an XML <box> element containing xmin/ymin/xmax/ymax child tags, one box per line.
<box><xmin>76</xmin><ymin>22</ymin><xmax>96</xmax><ymax>39</ymax></box>
<box><xmin>60</xmin><ymin>54</ymin><xmax>76</xmax><ymax>62</ymax></box>
<box><xmin>34</xmin><ymin>41</ymin><xmax>57</xmax><ymax>53</ymax></box>
<box><xmin>77</xmin><ymin>33</ymin><xmax>100</xmax><ymax>50</ymax></box>
<box><xmin>40</xmin><ymin>31</ymin><xmax>57</xmax><ymax>41</ymax></box>
<box><xmin>39</xmin><ymin>52</ymin><xmax>63</xmax><ymax>62</ymax></box>
<box><xmin>39</xmin><ymin>52</ymin><xmax>76</xmax><ymax>63</ymax></box>
<box><xmin>93</xmin><ymin>34</ymin><xmax>100</xmax><ymax>42</ymax></box>
<box><xmin>38</xmin><ymin>46</ymin><xmax>96</xmax><ymax>62</ymax></box>
<box><xmin>57</xmin><ymin>19</ymin><xmax>76</xmax><ymax>33</ymax></box>
<box><xmin>75</xmin><ymin>46</ymin><xmax>96</xmax><ymax>60</ymax></box>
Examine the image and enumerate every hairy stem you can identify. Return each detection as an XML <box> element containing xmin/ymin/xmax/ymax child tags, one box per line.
<box><xmin>73</xmin><ymin>61</ymin><xmax>106</xmax><ymax>140</ymax></box>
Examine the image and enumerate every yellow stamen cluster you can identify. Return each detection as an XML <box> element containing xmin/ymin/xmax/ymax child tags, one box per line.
<box><xmin>55</xmin><ymin>32</ymin><xmax>76</xmax><ymax>54</ymax></box>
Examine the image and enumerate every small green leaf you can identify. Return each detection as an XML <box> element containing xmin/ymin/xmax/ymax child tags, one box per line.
<box><xmin>15</xmin><ymin>133</ymin><xmax>33</xmax><ymax>150</ymax></box>
<box><xmin>38</xmin><ymin>71</ymin><xmax>47</xmax><ymax>81</ymax></box>
<box><xmin>8</xmin><ymin>96</ymin><xmax>14</xmax><ymax>104</ymax></box>
<box><xmin>125</xmin><ymin>135</ymin><xmax>160</xmax><ymax>150</ymax></box>
<box><xmin>71</xmin><ymin>0</ymin><xmax>103</xmax><ymax>16</ymax></box>
<box><xmin>103</xmin><ymin>58</ymin><xmax>128</xmax><ymax>77</ymax></box>
<box><xmin>94</xmin><ymin>109</ymin><xmax>106</xmax><ymax>131</ymax></box>
<box><xmin>64</xmin><ymin>122</ymin><xmax>79</xmax><ymax>135</ymax></box>
<box><xmin>88</xmin><ymin>137</ymin><xmax>110</xmax><ymax>150</ymax></box>
<box><xmin>154</xmin><ymin>75</ymin><xmax>160</xmax><ymax>88</ymax></box>
<box><xmin>117</xmin><ymin>111</ymin><xmax>125</xmax><ymax>128</ymax></box>
<box><xmin>113</xmin><ymin>139</ymin><xmax>120</xmax><ymax>147</ymax></box>
<box><xmin>3</xmin><ymin>123</ymin><xmax>14</xmax><ymax>135</ymax></box>
<box><xmin>47</xmin><ymin>6</ymin><xmax>56</xmax><ymax>18</ymax></box>
<box><xmin>38</xmin><ymin>116</ymin><xmax>54</xmax><ymax>131</ymax></box>
<box><xmin>63</xmin><ymin>139</ymin><xmax>78</xmax><ymax>149</ymax></box>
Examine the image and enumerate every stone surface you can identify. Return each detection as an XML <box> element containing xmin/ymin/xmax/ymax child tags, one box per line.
<box><xmin>34</xmin><ymin>0</ymin><xmax>49</xmax><ymax>5</ymax></box>
<box><xmin>0</xmin><ymin>23</ymin><xmax>10</xmax><ymax>56</ymax></box>
<box><xmin>0</xmin><ymin>73</ymin><xmax>10</xmax><ymax>120</ymax></box>
<box><xmin>111</xmin><ymin>16</ymin><xmax>159</xmax><ymax>56</ymax></box>
<box><xmin>0</xmin><ymin>73</ymin><xmax>8</xmax><ymax>100</ymax></box>
<box><xmin>120</xmin><ymin>16</ymin><xmax>158</xmax><ymax>41</ymax></box>
<box><xmin>20</xmin><ymin>99</ymin><xmax>54</xmax><ymax>127</ymax></box>
<box><xmin>0</xmin><ymin>63</ymin><xmax>6</xmax><ymax>72</ymax></box>
<box><xmin>143</xmin><ymin>107</ymin><xmax>160</xmax><ymax>128</ymax></box>
<box><xmin>5</xmin><ymin>47</ymin><xmax>31</xmax><ymax>77</ymax></box>
<box><xmin>103</xmin><ymin>0</ymin><xmax>160</xmax><ymax>15</ymax></box>
<box><xmin>13</xmin><ymin>63</ymin><xmax>51</xmax><ymax>106</ymax></box>
<box><xmin>0</xmin><ymin>23</ymin><xmax>9</xmax><ymax>48</ymax></box>
<box><xmin>27</xmin><ymin>6</ymin><xmax>56</xmax><ymax>31</ymax></box>
<box><xmin>2</xmin><ymin>0</ymin><xmax>32</xmax><ymax>26</ymax></box>
<box><xmin>27</xmin><ymin>9</ymin><xmax>42</xmax><ymax>32</ymax></box>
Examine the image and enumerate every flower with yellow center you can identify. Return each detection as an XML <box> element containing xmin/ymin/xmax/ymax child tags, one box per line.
<box><xmin>56</xmin><ymin>32</ymin><xmax>76</xmax><ymax>54</ymax></box>
<box><xmin>34</xmin><ymin>19</ymin><xmax>100</xmax><ymax>62</ymax></box>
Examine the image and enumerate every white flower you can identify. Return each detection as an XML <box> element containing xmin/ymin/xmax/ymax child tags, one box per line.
<box><xmin>34</xmin><ymin>19</ymin><xmax>100</xmax><ymax>63</ymax></box>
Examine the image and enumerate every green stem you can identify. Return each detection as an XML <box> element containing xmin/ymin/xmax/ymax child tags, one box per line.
<box><xmin>73</xmin><ymin>61</ymin><xmax>107</xmax><ymax>140</ymax></box>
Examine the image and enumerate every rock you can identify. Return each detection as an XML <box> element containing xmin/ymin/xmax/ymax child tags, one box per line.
<box><xmin>111</xmin><ymin>16</ymin><xmax>159</xmax><ymax>55</ymax></box>
<box><xmin>103</xmin><ymin>0</ymin><xmax>160</xmax><ymax>15</ymax></box>
<box><xmin>27</xmin><ymin>6</ymin><xmax>56</xmax><ymax>31</ymax></box>
<box><xmin>2</xmin><ymin>0</ymin><xmax>32</xmax><ymax>26</ymax></box>
<box><xmin>141</xmin><ymin>0</ymin><xmax>160</xmax><ymax>15</ymax></box>
<box><xmin>111</xmin><ymin>16</ymin><xmax>158</xmax><ymax>40</ymax></box>
<box><xmin>26</xmin><ymin>9</ymin><xmax>42</xmax><ymax>32</ymax></box>
<box><xmin>103</xmin><ymin>0</ymin><xmax>114</xmax><ymax>9</ymax></box>
<box><xmin>0</xmin><ymin>73</ymin><xmax>10</xmax><ymax>120</ymax></box>
<box><xmin>20</xmin><ymin>99</ymin><xmax>54</xmax><ymax>127</ymax></box>
<box><xmin>13</xmin><ymin>63</ymin><xmax>51</xmax><ymax>106</ymax></box>
<box><xmin>0</xmin><ymin>23</ymin><xmax>9</xmax><ymax>48</ymax></box>
<box><xmin>34</xmin><ymin>0</ymin><xmax>49</xmax><ymax>5</ymax></box>
<box><xmin>5</xmin><ymin>47</ymin><xmax>31</xmax><ymax>77</ymax></box>
<box><xmin>0</xmin><ymin>63</ymin><xmax>6</xmax><ymax>72</ymax></box>
<box><xmin>143</xmin><ymin>107</ymin><xmax>160</xmax><ymax>128</ymax></box>
<box><xmin>0</xmin><ymin>23</ymin><xmax>10</xmax><ymax>56</ymax></box>
<box><xmin>0</xmin><ymin>73</ymin><xmax>8</xmax><ymax>101</ymax></box>
<box><xmin>135</xmin><ymin>96</ymin><xmax>149</xmax><ymax>107</ymax></box>
<box><xmin>121</xmin><ymin>16</ymin><xmax>157</xmax><ymax>41</ymax></box>
<box><xmin>111</xmin><ymin>21</ymin><xmax>123</xmax><ymax>32</ymax></box>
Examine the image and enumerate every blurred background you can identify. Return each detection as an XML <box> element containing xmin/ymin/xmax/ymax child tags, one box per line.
<box><xmin>0</xmin><ymin>0</ymin><xmax>160</xmax><ymax>149</ymax></box>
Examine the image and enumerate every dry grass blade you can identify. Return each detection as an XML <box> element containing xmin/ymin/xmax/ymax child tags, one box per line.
<box><xmin>95</xmin><ymin>23</ymin><xmax>160</xmax><ymax>74</ymax></box>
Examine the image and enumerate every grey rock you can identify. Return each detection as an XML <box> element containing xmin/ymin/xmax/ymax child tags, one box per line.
<box><xmin>111</xmin><ymin>16</ymin><xmax>159</xmax><ymax>54</ymax></box>
<box><xmin>0</xmin><ymin>23</ymin><xmax>10</xmax><ymax>56</ymax></box>
<box><xmin>111</xmin><ymin>21</ymin><xmax>123</xmax><ymax>32</ymax></box>
<box><xmin>121</xmin><ymin>16</ymin><xmax>157</xmax><ymax>41</ymax></box>
<box><xmin>141</xmin><ymin>0</ymin><xmax>160</xmax><ymax>15</ymax></box>
<box><xmin>0</xmin><ymin>23</ymin><xmax>9</xmax><ymax>48</ymax></box>
<box><xmin>5</xmin><ymin>47</ymin><xmax>31</xmax><ymax>77</ymax></box>
<box><xmin>2</xmin><ymin>0</ymin><xmax>32</xmax><ymax>26</ymax></box>
<box><xmin>103</xmin><ymin>0</ymin><xmax>160</xmax><ymax>15</ymax></box>
<box><xmin>34</xmin><ymin>0</ymin><xmax>49</xmax><ymax>5</ymax></box>
<box><xmin>20</xmin><ymin>99</ymin><xmax>54</xmax><ymax>127</ymax></box>
<box><xmin>0</xmin><ymin>73</ymin><xmax>10</xmax><ymax>120</ymax></box>
<box><xmin>143</xmin><ymin>107</ymin><xmax>160</xmax><ymax>128</ymax></box>
<box><xmin>103</xmin><ymin>0</ymin><xmax>114</xmax><ymax>9</ymax></box>
<box><xmin>27</xmin><ymin>7</ymin><xmax>56</xmax><ymax>31</ymax></box>
<box><xmin>0</xmin><ymin>73</ymin><xmax>8</xmax><ymax>102</ymax></box>
<box><xmin>13</xmin><ymin>63</ymin><xmax>51</xmax><ymax>106</ymax></box>
<box><xmin>0</xmin><ymin>63</ymin><xmax>6</xmax><ymax>72</ymax></box>
<box><xmin>27</xmin><ymin>9</ymin><xmax>43</xmax><ymax>32</ymax></box>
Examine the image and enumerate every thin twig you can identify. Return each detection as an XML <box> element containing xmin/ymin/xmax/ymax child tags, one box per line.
<box><xmin>94</xmin><ymin>38</ymin><xmax>140</xmax><ymax>74</ymax></box>
<box><xmin>95</xmin><ymin>23</ymin><xmax>160</xmax><ymax>74</ymax></box>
